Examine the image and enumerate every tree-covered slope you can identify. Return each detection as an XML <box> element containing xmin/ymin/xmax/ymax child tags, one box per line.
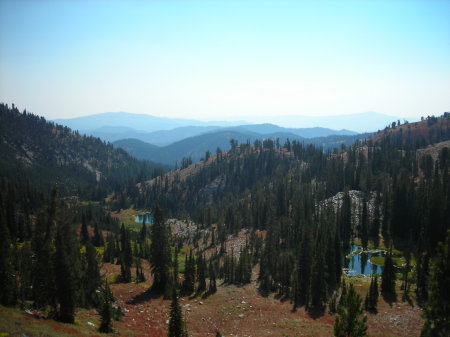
<box><xmin>0</xmin><ymin>103</ymin><xmax>164</xmax><ymax>197</ymax></box>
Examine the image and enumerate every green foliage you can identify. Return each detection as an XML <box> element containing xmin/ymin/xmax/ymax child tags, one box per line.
<box><xmin>334</xmin><ymin>284</ymin><xmax>368</xmax><ymax>337</ymax></box>
<box><xmin>421</xmin><ymin>231</ymin><xmax>450</xmax><ymax>337</ymax></box>
<box><xmin>83</xmin><ymin>242</ymin><xmax>101</xmax><ymax>307</ymax></box>
<box><xmin>365</xmin><ymin>275</ymin><xmax>379</xmax><ymax>312</ymax></box>
<box><xmin>0</xmin><ymin>103</ymin><xmax>163</xmax><ymax>199</ymax></box>
<box><xmin>168</xmin><ymin>290</ymin><xmax>187</xmax><ymax>337</ymax></box>
<box><xmin>150</xmin><ymin>205</ymin><xmax>171</xmax><ymax>292</ymax></box>
<box><xmin>119</xmin><ymin>224</ymin><xmax>132</xmax><ymax>283</ymax></box>
<box><xmin>54</xmin><ymin>221</ymin><xmax>78</xmax><ymax>323</ymax></box>
<box><xmin>381</xmin><ymin>252</ymin><xmax>396</xmax><ymax>296</ymax></box>
<box><xmin>0</xmin><ymin>206</ymin><xmax>17</xmax><ymax>306</ymax></box>
<box><xmin>98</xmin><ymin>280</ymin><xmax>114</xmax><ymax>333</ymax></box>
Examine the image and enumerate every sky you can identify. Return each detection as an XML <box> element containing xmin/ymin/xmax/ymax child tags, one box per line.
<box><xmin>0</xmin><ymin>0</ymin><xmax>449</xmax><ymax>121</ymax></box>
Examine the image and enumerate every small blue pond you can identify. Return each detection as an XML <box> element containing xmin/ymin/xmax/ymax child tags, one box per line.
<box><xmin>134</xmin><ymin>214</ymin><xmax>153</xmax><ymax>224</ymax></box>
<box><xmin>344</xmin><ymin>245</ymin><xmax>384</xmax><ymax>276</ymax></box>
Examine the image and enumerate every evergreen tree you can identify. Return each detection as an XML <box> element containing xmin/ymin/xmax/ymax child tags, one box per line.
<box><xmin>80</xmin><ymin>214</ymin><xmax>89</xmax><ymax>244</ymax></box>
<box><xmin>84</xmin><ymin>242</ymin><xmax>101</xmax><ymax>307</ymax></box>
<box><xmin>98</xmin><ymin>280</ymin><xmax>114</xmax><ymax>333</ymax></box>
<box><xmin>135</xmin><ymin>258</ymin><xmax>146</xmax><ymax>283</ymax></box>
<box><xmin>360</xmin><ymin>198</ymin><xmax>369</xmax><ymax>249</ymax></box>
<box><xmin>340</xmin><ymin>188</ymin><xmax>352</xmax><ymax>251</ymax></box>
<box><xmin>92</xmin><ymin>223</ymin><xmax>104</xmax><ymax>247</ymax></box>
<box><xmin>208</xmin><ymin>259</ymin><xmax>217</xmax><ymax>294</ymax></box>
<box><xmin>197</xmin><ymin>254</ymin><xmax>206</xmax><ymax>293</ymax></box>
<box><xmin>119</xmin><ymin>224</ymin><xmax>132</xmax><ymax>283</ymax></box>
<box><xmin>32</xmin><ymin>196</ymin><xmax>57</xmax><ymax>309</ymax></box>
<box><xmin>139</xmin><ymin>220</ymin><xmax>147</xmax><ymax>243</ymax></box>
<box><xmin>150</xmin><ymin>205</ymin><xmax>171</xmax><ymax>292</ymax></box>
<box><xmin>334</xmin><ymin>284</ymin><xmax>368</xmax><ymax>337</ymax></box>
<box><xmin>370</xmin><ymin>195</ymin><xmax>381</xmax><ymax>248</ymax></box>
<box><xmin>168</xmin><ymin>290</ymin><xmax>187</xmax><ymax>337</ymax></box>
<box><xmin>54</xmin><ymin>221</ymin><xmax>77</xmax><ymax>323</ymax></box>
<box><xmin>365</xmin><ymin>275</ymin><xmax>379</xmax><ymax>312</ymax></box>
<box><xmin>421</xmin><ymin>231</ymin><xmax>450</xmax><ymax>337</ymax></box>
<box><xmin>381</xmin><ymin>252</ymin><xmax>396</xmax><ymax>296</ymax></box>
<box><xmin>0</xmin><ymin>208</ymin><xmax>17</xmax><ymax>306</ymax></box>
<box><xmin>182</xmin><ymin>251</ymin><xmax>195</xmax><ymax>295</ymax></box>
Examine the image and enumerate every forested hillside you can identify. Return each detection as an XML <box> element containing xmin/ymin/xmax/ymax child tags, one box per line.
<box><xmin>136</xmin><ymin>114</ymin><xmax>450</xmax><ymax>318</ymax></box>
<box><xmin>0</xmin><ymin>104</ymin><xmax>164</xmax><ymax>197</ymax></box>
<box><xmin>113</xmin><ymin>130</ymin><xmax>370</xmax><ymax>166</ymax></box>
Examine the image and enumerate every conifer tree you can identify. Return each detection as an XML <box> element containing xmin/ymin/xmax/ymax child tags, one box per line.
<box><xmin>80</xmin><ymin>215</ymin><xmax>89</xmax><ymax>244</ymax></box>
<box><xmin>99</xmin><ymin>280</ymin><xmax>114</xmax><ymax>333</ymax></box>
<box><xmin>92</xmin><ymin>223</ymin><xmax>104</xmax><ymax>247</ymax></box>
<box><xmin>334</xmin><ymin>284</ymin><xmax>368</xmax><ymax>337</ymax></box>
<box><xmin>84</xmin><ymin>241</ymin><xmax>101</xmax><ymax>307</ymax></box>
<box><xmin>208</xmin><ymin>259</ymin><xmax>217</xmax><ymax>294</ymax></box>
<box><xmin>381</xmin><ymin>252</ymin><xmax>396</xmax><ymax>296</ymax></box>
<box><xmin>0</xmin><ymin>208</ymin><xmax>17</xmax><ymax>306</ymax></box>
<box><xmin>365</xmin><ymin>275</ymin><xmax>379</xmax><ymax>312</ymax></box>
<box><xmin>370</xmin><ymin>195</ymin><xmax>381</xmax><ymax>248</ymax></box>
<box><xmin>120</xmin><ymin>224</ymin><xmax>132</xmax><ymax>283</ymax></box>
<box><xmin>150</xmin><ymin>205</ymin><xmax>171</xmax><ymax>292</ymax></box>
<box><xmin>182</xmin><ymin>251</ymin><xmax>195</xmax><ymax>295</ymax></box>
<box><xmin>54</xmin><ymin>221</ymin><xmax>77</xmax><ymax>323</ymax></box>
<box><xmin>197</xmin><ymin>254</ymin><xmax>206</xmax><ymax>293</ymax></box>
<box><xmin>421</xmin><ymin>231</ymin><xmax>450</xmax><ymax>337</ymax></box>
<box><xmin>168</xmin><ymin>290</ymin><xmax>187</xmax><ymax>337</ymax></box>
<box><xmin>135</xmin><ymin>258</ymin><xmax>146</xmax><ymax>283</ymax></box>
<box><xmin>32</xmin><ymin>200</ymin><xmax>57</xmax><ymax>309</ymax></box>
<box><xmin>360</xmin><ymin>198</ymin><xmax>369</xmax><ymax>249</ymax></box>
<box><xmin>340</xmin><ymin>188</ymin><xmax>352</xmax><ymax>251</ymax></box>
<box><xmin>139</xmin><ymin>220</ymin><xmax>147</xmax><ymax>243</ymax></box>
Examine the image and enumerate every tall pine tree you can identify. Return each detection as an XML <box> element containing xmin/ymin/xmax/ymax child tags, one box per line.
<box><xmin>150</xmin><ymin>205</ymin><xmax>171</xmax><ymax>292</ymax></box>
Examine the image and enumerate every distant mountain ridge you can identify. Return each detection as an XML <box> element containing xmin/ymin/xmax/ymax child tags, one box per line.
<box><xmin>113</xmin><ymin>129</ymin><xmax>371</xmax><ymax>166</ymax></box>
<box><xmin>53</xmin><ymin>111</ymin><xmax>245</xmax><ymax>133</ymax></box>
<box><xmin>247</xmin><ymin>111</ymin><xmax>419</xmax><ymax>133</ymax></box>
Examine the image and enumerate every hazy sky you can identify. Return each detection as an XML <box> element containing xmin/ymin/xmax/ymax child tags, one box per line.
<box><xmin>0</xmin><ymin>0</ymin><xmax>449</xmax><ymax>121</ymax></box>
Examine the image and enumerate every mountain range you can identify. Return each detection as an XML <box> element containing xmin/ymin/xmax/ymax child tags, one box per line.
<box><xmin>52</xmin><ymin>110</ymin><xmax>414</xmax><ymax>166</ymax></box>
<box><xmin>112</xmin><ymin>130</ymin><xmax>371</xmax><ymax>166</ymax></box>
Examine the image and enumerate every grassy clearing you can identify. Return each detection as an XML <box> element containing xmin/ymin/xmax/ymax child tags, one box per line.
<box><xmin>0</xmin><ymin>306</ymin><xmax>105</xmax><ymax>337</ymax></box>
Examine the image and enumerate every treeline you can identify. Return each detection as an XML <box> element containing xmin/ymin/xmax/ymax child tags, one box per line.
<box><xmin>0</xmin><ymin>188</ymin><xmax>103</xmax><ymax>321</ymax></box>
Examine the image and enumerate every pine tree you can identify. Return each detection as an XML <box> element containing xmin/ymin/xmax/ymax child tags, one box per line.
<box><xmin>92</xmin><ymin>223</ymin><xmax>104</xmax><ymax>247</ymax></box>
<box><xmin>365</xmin><ymin>275</ymin><xmax>378</xmax><ymax>312</ymax></box>
<box><xmin>139</xmin><ymin>220</ymin><xmax>147</xmax><ymax>243</ymax></box>
<box><xmin>334</xmin><ymin>283</ymin><xmax>368</xmax><ymax>337</ymax></box>
<box><xmin>0</xmin><ymin>208</ymin><xmax>17</xmax><ymax>306</ymax></box>
<box><xmin>98</xmin><ymin>280</ymin><xmax>114</xmax><ymax>333</ymax></box>
<box><xmin>370</xmin><ymin>194</ymin><xmax>381</xmax><ymax>248</ymax></box>
<box><xmin>135</xmin><ymin>258</ymin><xmax>146</xmax><ymax>283</ymax></box>
<box><xmin>84</xmin><ymin>242</ymin><xmax>101</xmax><ymax>307</ymax></box>
<box><xmin>421</xmin><ymin>231</ymin><xmax>450</xmax><ymax>337</ymax></box>
<box><xmin>168</xmin><ymin>290</ymin><xmax>187</xmax><ymax>337</ymax></box>
<box><xmin>119</xmin><ymin>224</ymin><xmax>132</xmax><ymax>283</ymax></box>
<box><xmin>208</xmin><ymin>259</ymin><xmax>217</xmax><ymax>294</ymax></box>
<box><xmin>182</xmin><ymin>252</ymin><xmax>195</xmax><ymax>295</ymax></box>
<box><xmin>54</xmin><ymin>221</ymin><xmax>77</xmax><ymax>323</ymax></box>
<box><xmin>360</xmin><ymin>198</ymin><xmax>369</xmax><ymax>249</ymax></box>
<box><xmin>150</xmin><ymin>205</ymin><xmax>171</xmax><ymax>292</ymax></box>
<box><xmin>32</xmin><ymin>203</ymin><xmax>57</xmax><ymax>309</ymax></box>
<box><xmin>197</xmin><ymin>254</ymin><xmax>206</xmax><ymax>293</ymax></box>
<box><xmin>80</xmin><ymin>215</ymin><xmax>89</xmax><ymax>244</ymax></box>
<box><xmin>381</xmin><ymin>252</ymin><xmax>396</xmax><ymax>296</ymax></box>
